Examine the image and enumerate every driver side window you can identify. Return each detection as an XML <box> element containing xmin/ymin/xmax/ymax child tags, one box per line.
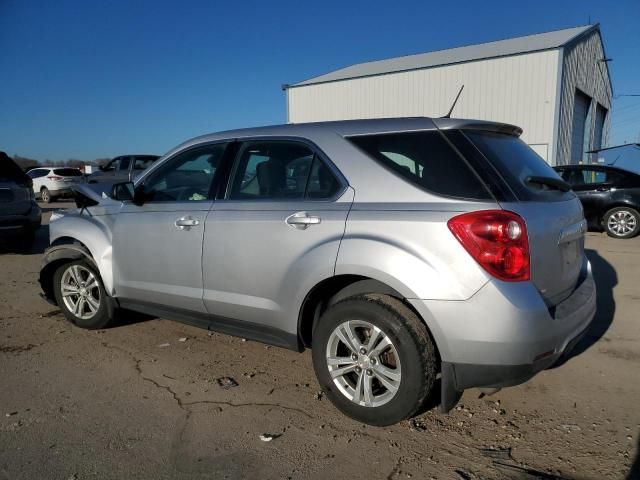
<box><xmin>142</xmin><ymin>143</ymin><xmax>227</xmax><ymax>202</ymax></box>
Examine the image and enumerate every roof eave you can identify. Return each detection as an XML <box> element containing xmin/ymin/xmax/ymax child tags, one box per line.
<box><xmin>285</xmin><ymin>46</ymin><xmax>564</xmax><ymax>90</ymax></box>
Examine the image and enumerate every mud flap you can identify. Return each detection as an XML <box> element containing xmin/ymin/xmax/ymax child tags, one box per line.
<box><xmin>440</xmin><ymin>362</ymin><xmax>463</xmax><ymax>413</ymax></box>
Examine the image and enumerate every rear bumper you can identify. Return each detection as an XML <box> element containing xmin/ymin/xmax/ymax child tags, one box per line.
<box><xmin>0</xmin><ymin>203</ymin><xmax>42</xmax><ymax>232</ymax></box>
<box><xmin>409</xmin><ymin>257</ymin><xmax>596</xmax><ymax>411</ymax></box>
<box><xmin>45</xmin><ymin>187</ymin><xmax>75</xmax><ymax>197</ymax></box>
<box><xmin>445</xmin><ymin>322</ymin><xmax>589</xmax><ymax>390</ymax></box>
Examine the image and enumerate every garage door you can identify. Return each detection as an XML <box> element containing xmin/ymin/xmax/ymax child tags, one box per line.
<box><xmin>570</xmin><ymin>90</ymin><xmax>591</xmax><ymax>163</ymax></box>
<box><xmin>593</xmin><ymin>104</ymin><xmax>607</xmax><ymax>151</ymax></box>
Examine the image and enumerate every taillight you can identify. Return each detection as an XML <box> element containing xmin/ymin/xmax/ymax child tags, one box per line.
<box><xmin>47</xmin><ymin>176</ymin><xmax>63</xmax><ymax>181</ymax></box>
<box><xmin>447</xmin><ymin>210</ymin><xmax>530</xmax><ymax>282</ymax></box>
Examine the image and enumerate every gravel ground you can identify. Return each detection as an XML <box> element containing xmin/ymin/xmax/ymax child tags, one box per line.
<box><xmin>0</xmin><ymin>202</ymin><xmax>638</xmax><ymax>480</ymax></box>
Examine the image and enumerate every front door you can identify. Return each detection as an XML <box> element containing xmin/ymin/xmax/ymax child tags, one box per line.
<box><xmin>112</xmin><ymin>142</ymin><xmax>230</xmax><ymax>315</ymax></box>
<box><xmin>202</xmin><ymin>140</ymin><xmax>352</xmax><ymax>336</ymax></box>
<box><xmin>564</xmin><ymin>167</ymin><xmax>615</xmax><ymax>220</ymax></box>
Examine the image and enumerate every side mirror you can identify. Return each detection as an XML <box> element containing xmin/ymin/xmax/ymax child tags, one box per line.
<box><xmin>111</xmin><ymin>182</ymin><xmax>135</xmax><ymax>202</ymax></box>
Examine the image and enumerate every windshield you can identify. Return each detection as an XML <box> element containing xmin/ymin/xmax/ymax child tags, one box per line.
<box><xmin>465</xmin><ymin>131</ymin><xmax>573</xmax><ymax>201</ymax></box>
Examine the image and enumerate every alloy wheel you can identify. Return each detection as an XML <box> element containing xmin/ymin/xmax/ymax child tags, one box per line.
<box><xmin>607</xmin><ymin>210</ymin><xmax>637</xmax><ymax>236</ymax></box>
<box><xmin>325</xmin><ymin>320</ymin><xmax>401</xmax><ymax>407</ymax></box>
<box><xmin>60</xmin><ymin>264</ymin><xmax>101</xmax><ymax>320</ymax></box>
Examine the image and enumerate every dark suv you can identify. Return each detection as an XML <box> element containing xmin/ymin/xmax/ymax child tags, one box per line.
<box><xmin>554</xmin><ymin>164</ymin><xmax>640</xmax><ymax>239</ymax></box>
<box><xmin>0</xmin><ymin>152</ymin><xmax>41</xmax><ymax>246</ymax></box>
<box><xmin>87</xmin><ymin>155</ymin><xmax>159</xmax><ymax>184</ymax></box>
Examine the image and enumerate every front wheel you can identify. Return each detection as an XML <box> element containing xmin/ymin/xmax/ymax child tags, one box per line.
<box><xmin>604</xmin><ymin>207</ymin><xmax>640</xmax><ymax>239</ymax></box>
<box><xmin>312</xmin><ymin>294</ymin><xmax>437</xmax><ymax>426</ymax></box>
<box><xmin>53</xmin><ymin>260</ymin><xmax>115</xmax><ymax>329</ymax></box>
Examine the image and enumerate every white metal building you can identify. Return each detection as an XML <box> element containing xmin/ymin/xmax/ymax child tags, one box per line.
<box><xmin>284</xmin><ymin>25</ymin><xmax>612</xmax><ymax>166</ymax></box>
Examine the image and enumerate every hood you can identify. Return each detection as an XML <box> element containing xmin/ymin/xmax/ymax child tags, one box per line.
<box><xmin>71</xmin><ymin>182</ymin><xmax>121</xmax><ymax>208</ymax></box>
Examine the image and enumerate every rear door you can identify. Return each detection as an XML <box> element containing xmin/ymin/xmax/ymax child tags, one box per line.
<box><xmin>202</xmin><ymin>139</ymin><xmax>351</xmax><ymax>334</ymax></box>
<box><xmin>112</xmin><ymin>142</ymin><xmax>230</xmax><ymax>316</ymax></box>
<box><xmin>462</xmin><ymin>131</ymin><xmax>586</xmax><ymax>306</ymax></box>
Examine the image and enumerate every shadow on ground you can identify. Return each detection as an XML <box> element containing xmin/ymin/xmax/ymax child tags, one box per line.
<box><xmin>627</xmin><ymin>432</ymin><xmax>640</xmax><ymax>480</ymax></box>
<box><xmin>553</xmin><ymin>248</ymin><xmax>617</xmax><ymax>367</ymax></box>
<box><xmin>0</xmin><ymin>224</ymin><xmax>49</xmax><ymax>255</ymax></box>
<box><xmin>629</xmin><ymin>436</ymin><xmax>640</xmax><ymax>480</ymax></box>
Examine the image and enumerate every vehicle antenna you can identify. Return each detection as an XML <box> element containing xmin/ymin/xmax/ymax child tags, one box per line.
<box><xmin>442</xmin><ymin>85</ymin><xmax>464</xmax><ymax>118</ymax></box>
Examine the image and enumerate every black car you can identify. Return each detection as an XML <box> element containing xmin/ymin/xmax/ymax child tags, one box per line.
<box><xmin>87</xmin><ymin>154</ymin><xmax>159</xmax><ymax>184</ymax></box>
<box><xmin>554</xmin><ymin>164</ymin><xmax>640</xmax><ymax>239</ymax></box>
<box><xmin>0</xmin><ymin>152</ymin><xmax>41</xmax><ymax>247</ymax></box>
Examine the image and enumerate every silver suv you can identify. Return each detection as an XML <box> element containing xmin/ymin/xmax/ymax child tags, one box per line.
<box><xmin>39</xmin><ymin>118</ymin><xmax>596</xmax><ymax>425</ymax></box>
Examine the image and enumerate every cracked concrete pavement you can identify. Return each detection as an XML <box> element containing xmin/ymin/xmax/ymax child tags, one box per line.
<box><xmin>1</xmin><ymin>203</ymin><xmax>639</xmax><ymax>479</ymax></box>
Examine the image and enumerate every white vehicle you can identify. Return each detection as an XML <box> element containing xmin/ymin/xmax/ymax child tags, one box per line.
<box><xmin>27</xmin><ymin>167</ymin><xmax>85</xmax><ymax>203</ymax></box>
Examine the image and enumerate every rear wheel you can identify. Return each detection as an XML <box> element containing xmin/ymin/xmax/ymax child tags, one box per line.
<box><xmin>40</xmin><ymin>187</ymin><xmax>52</xmax><ymax>203</ymax></box>
<box><xmin>53</xmin><ymin>260</ymin><xmax>115</xmax><ymax>329</ymax></box>
<box><xmin>604</xmin><ymin>207</ymin><xmax>640</xmax><ymax>239</ymax></box>
<box><xmin>312</xmin><ymin>294</ymin><xmax>436</xmax><ymax>426</ymax></box>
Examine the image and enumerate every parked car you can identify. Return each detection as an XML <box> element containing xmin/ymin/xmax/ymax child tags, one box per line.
<box><xmin>554</xmin><ymin>164</ymin><xmax>640</xmax><ymax>239</ymax></box>
<box><xmin>87</xmin><ymin>155</ymin><xmax>159</xmax><ymax>184</ymax></box>
<box><xmin>0</xmin><ymin>152</ymin><xmax>41</xmax><ymax>245</ymax></box>
<box><xmin>26</xmin><ymin>167</ymin><xmax>85</xmax><ymax>203</ymax></box>
<box><xmin>39</xmin><ymin>118</ymin><xmax>595</xmax><ymax>425</ymax></box>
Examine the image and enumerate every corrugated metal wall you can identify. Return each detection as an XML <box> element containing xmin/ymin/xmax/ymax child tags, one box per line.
<box><xmin>287</xmin><ymin>50</ymin><xmax>560</xmax><ymax>162</ymax></box>
<box><xmin>556</xmin><ymin>30</ymin><xmax>612</xmax><ymax>165</ymax></box>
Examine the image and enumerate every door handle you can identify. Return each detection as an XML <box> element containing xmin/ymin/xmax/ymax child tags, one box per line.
<box><xmin>286</xmin><ymin>212</ymin><xmax>321</xmax><ymax>229</ymax></box>
<box><xmin>175</xmin><ymin>216</ymin><xmax>200</xmax><ymax>230</ymax></box>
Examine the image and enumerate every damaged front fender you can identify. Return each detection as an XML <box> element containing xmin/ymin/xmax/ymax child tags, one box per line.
<box><xmin>39</xmin><ymin>243</ymin><xmax>98</xmax><ymax>305</ymax></box>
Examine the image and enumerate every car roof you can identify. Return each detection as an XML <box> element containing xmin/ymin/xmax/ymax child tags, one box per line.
<box><xmin>175</xmin><ymin>117</ymin><xmax>521</xmax><ymax>150</ymax></box>
<box><xmin>555</xmin><ymin>164</ymin><xmax>640</xmax><ymax>177</ymax></box>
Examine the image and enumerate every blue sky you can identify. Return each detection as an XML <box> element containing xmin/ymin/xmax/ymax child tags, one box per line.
<box><xmin>1</xmin><ymin>0</ymin><xmax>638</xmax><ymax>161</ymax></box>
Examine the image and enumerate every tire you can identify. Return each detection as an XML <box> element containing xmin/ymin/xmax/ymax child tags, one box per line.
<box><xmin>312</xmin><ymin>294</ymin><xmax>437</xmax><ymax>426</ymax></box>
<box><xmin>604</xmin><ymin>207</ymin><xmax>640</xmax><ymax>239</ymax></box>
<box><xmin>40</xmin><ymin>187</ymin><xmax>52</xmax><ymax>204</ymax></box>
<box><xmin>53</xmin><ymin>260</ymin><xmax>115</xmax><ymax>329</ymax></box>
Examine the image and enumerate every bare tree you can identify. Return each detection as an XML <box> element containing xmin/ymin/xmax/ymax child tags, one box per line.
<box><xmin>12</xmin><ymin>155</ymin><xmax>39</xmax><ymax>171</ymax></box>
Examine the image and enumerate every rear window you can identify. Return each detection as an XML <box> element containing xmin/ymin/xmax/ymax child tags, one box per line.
<box><xmin>347</xmin><ymin>131</ymin><xmax>491</xmax><ymax>200</ymax></box>
<box><xmin>53</xmin><ymin>168</ymin><xmax>83</xmax><ymax>177</ymax></box>
<box><xmin>465</xmin><ymin>131</ymin><xmax>572</xmax><ymax>201</ymax></box>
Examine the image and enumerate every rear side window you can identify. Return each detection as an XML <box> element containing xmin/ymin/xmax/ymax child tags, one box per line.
<box><xmin>53</xmin><ymin>168</ymin><xmax>82</xmax><ymax>177</ymax></box>
<box><xmin>133</xmin><ymin>156</ymin><xmax>158</xmax><ymax>170</ymax></box>
<box><xmin>306</xmin><ymin>156</ymin><xmax>341</xmax><ymax>199</ymax></box>
<box><xmin>347</xmin><ymin>131</ymin><xmax>491</xmax><ymax>200</ymax></box>
<box><xmin>119</xmin><ymin>157</ymin><xmax>131</xmax><ymax>171</ymax></box>
<box><xmin>229</xmin><ymin>141</ymin><xmax>340</xmax><ymax>200</ymax></box>
<box><xmin>466</xmin><ymin>131</ymin><xmax>572</xmax><ymax>201</ymax></box>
